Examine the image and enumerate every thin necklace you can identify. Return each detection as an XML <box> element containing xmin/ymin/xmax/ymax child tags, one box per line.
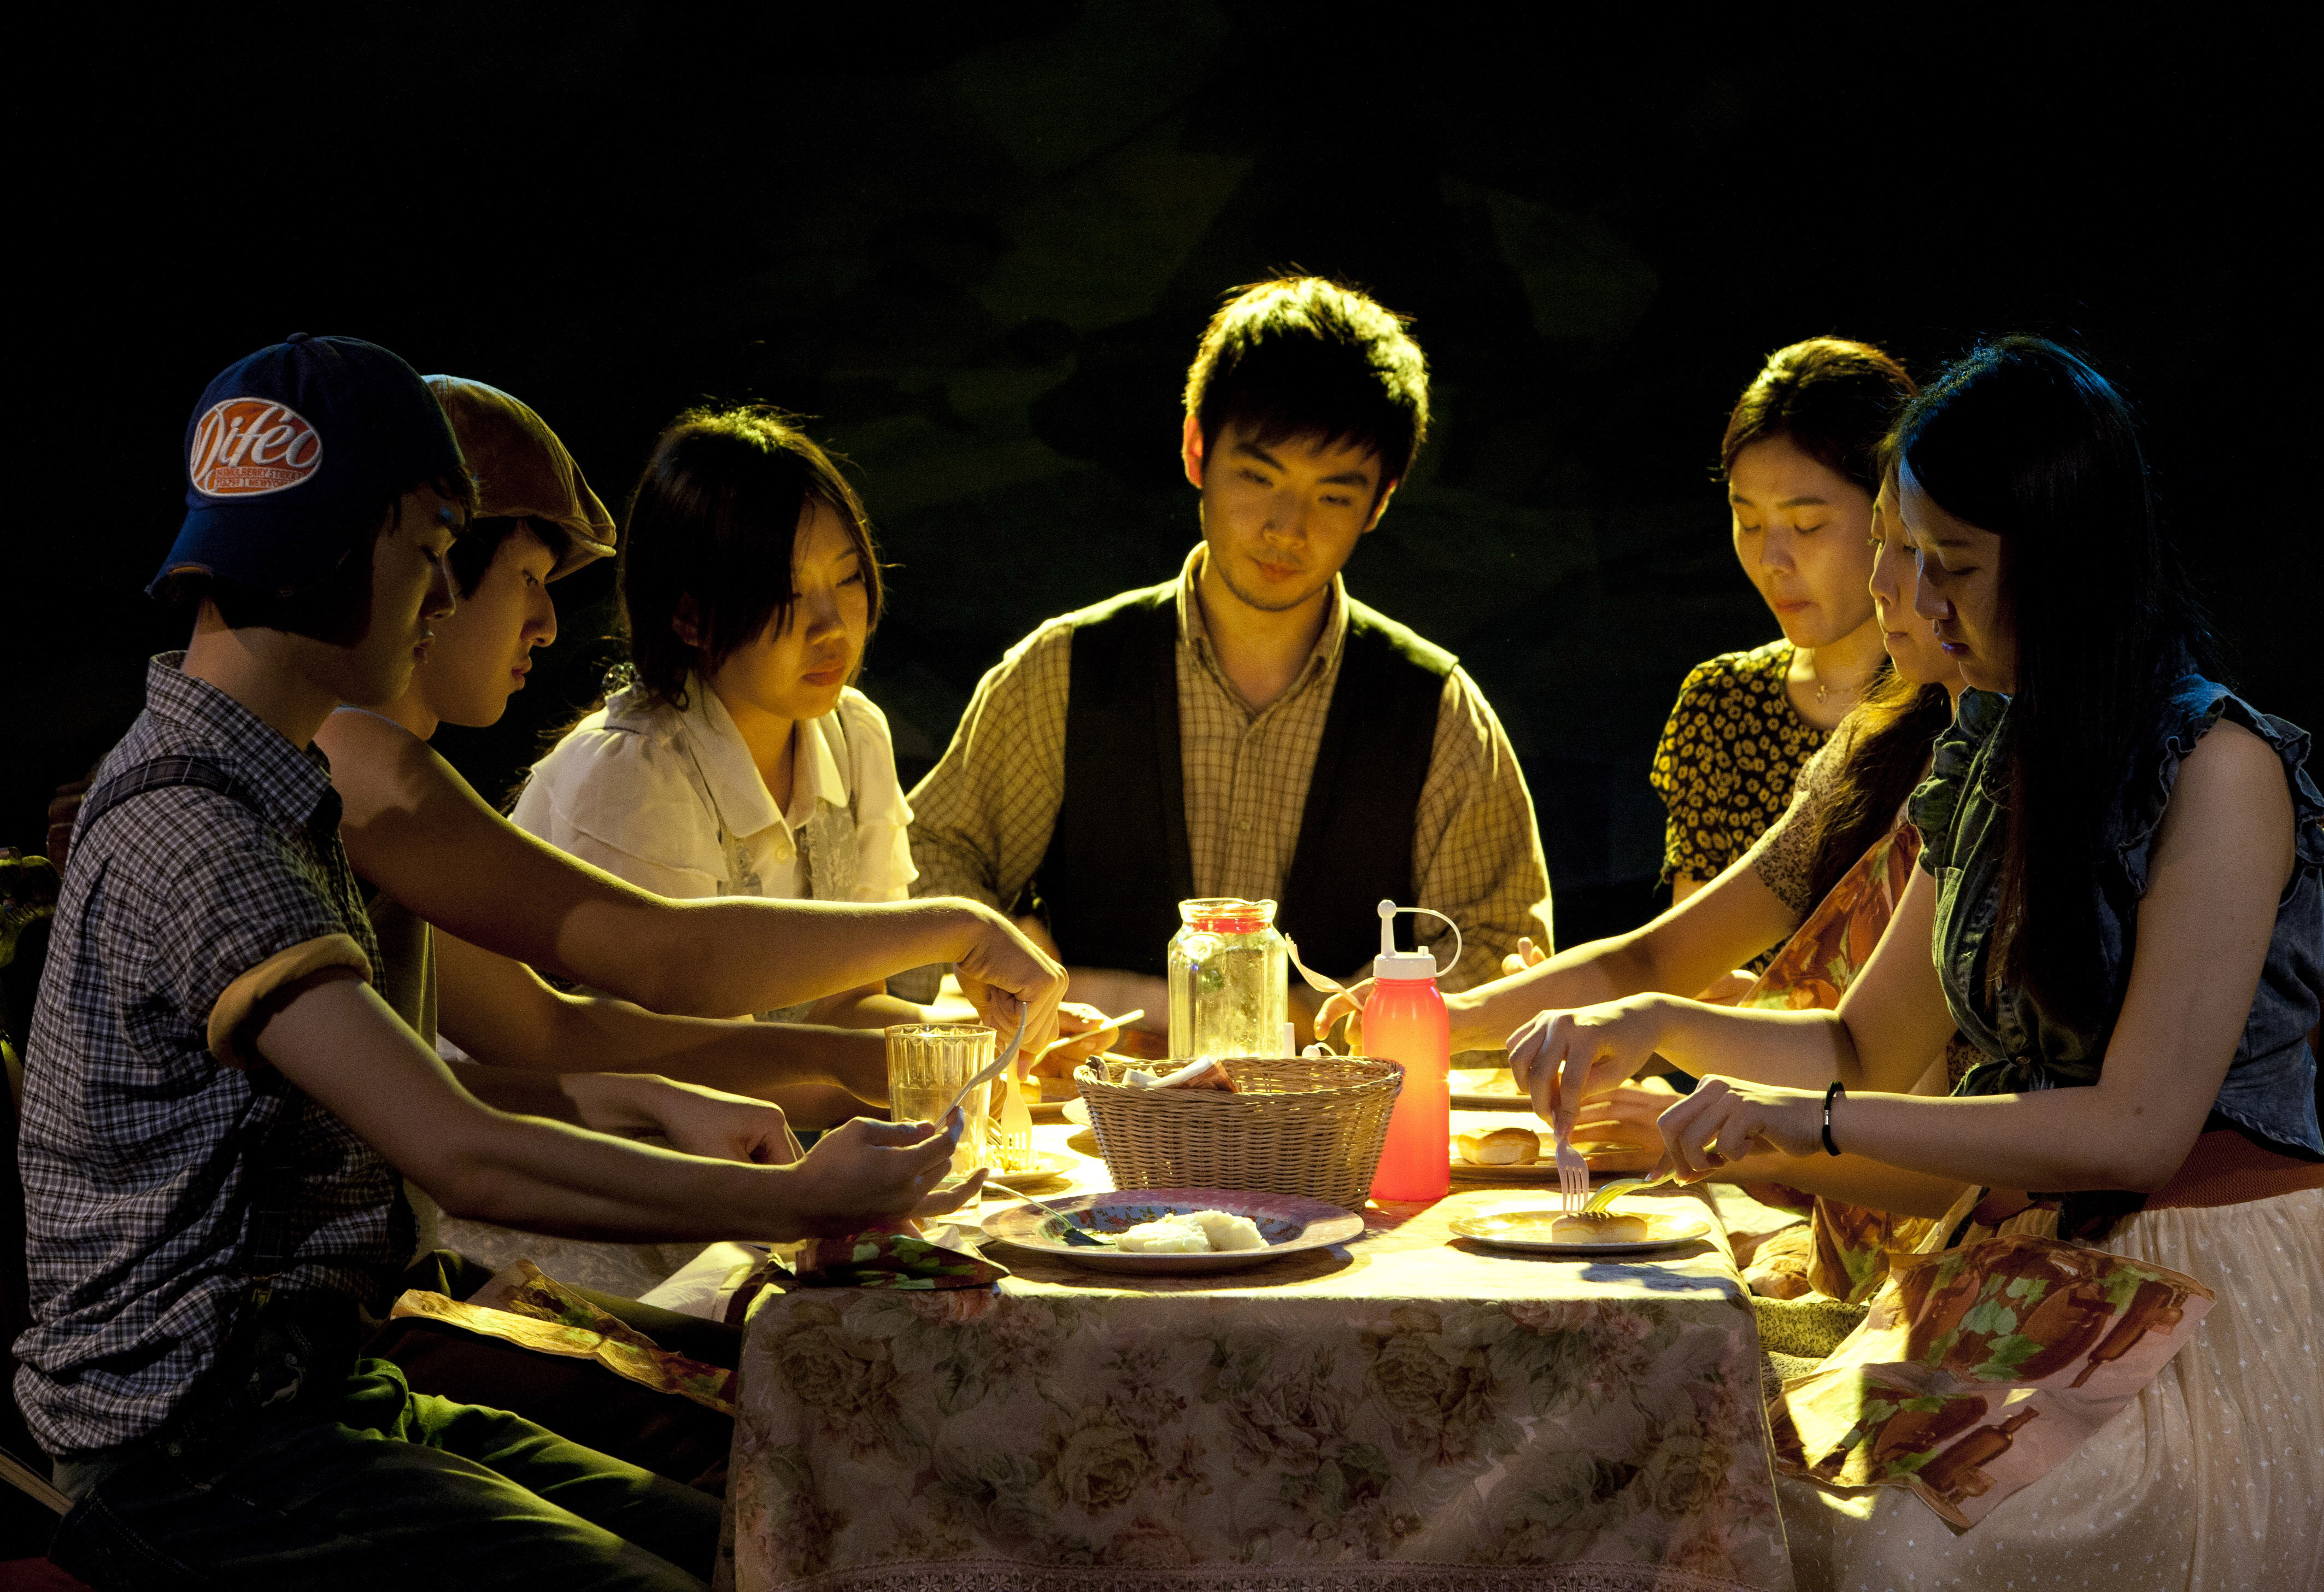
<box><xmin>1806</xmin><ymin>652</ymin><xmax>1871</xmax><ymax>706</ymax></box>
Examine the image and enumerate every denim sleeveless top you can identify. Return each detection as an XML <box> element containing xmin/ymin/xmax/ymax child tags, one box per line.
<box><xmin>1910</xmin><ymin>676</ymin><xmax>2323</xmax><ymax>1160</ymax></box>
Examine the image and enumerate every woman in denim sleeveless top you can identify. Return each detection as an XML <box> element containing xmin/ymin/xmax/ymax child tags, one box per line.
<box><xmin>1508</xmin><ymin>338</ymin><xmax>2323</xmax><ymax>1588</ymax></box>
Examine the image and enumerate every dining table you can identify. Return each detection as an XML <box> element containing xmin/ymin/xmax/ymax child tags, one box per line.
<box><xmin>714</xmin><ymin>1104</ymin><xmax>1797</xmax><ymax>1592</ymax></box>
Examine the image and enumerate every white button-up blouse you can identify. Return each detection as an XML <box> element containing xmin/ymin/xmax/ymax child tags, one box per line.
<box><xmin>512</xmin><ymin>674</ymin><xmax>917</xmax><ymax>909</ymax></box>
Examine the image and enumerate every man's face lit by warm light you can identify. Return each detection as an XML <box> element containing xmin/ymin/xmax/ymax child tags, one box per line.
<box><xmin>1182</xmin><ymin>415</ymin><xmax>1394</xmax><ymax>615</ymax></box>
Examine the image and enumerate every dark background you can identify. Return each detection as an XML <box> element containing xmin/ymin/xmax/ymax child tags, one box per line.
<box><xmin>8</xmin><ymin>5</ymin><xmax>2315</xmax><ymax>949</ymax></box>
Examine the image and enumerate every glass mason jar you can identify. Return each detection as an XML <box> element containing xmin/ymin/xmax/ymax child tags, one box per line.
<box><xmin>1167</xmin><ymin>897</ymin><xmax>1288</xmax><ymax>1060</ymax></box>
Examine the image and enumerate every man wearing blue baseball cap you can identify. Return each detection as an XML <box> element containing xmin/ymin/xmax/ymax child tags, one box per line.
<box><xmin>14</xmin><ymin>336</ymin><xmax>989</xmax><ymax>1589</ymax></box>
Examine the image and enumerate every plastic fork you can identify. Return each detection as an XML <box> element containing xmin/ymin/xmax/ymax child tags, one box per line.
<box><xmin>941</xmin><ymin>1007</ymin><xmax>1031</xmax><ymax>1124</ymax></box>
<box><xmin>1583</xmin><ymin>1167</ymin><xmax>1678</xmax><ymax>1214</ymax></box>
<box><xmin>996</xmin><ymin>1065</ymin><xmax>1034</xmax><ymax>1172</ymax></box>
<box><xmin>1284</xmin><ymin>935</ymin><xmax>1346</xmax><ymax>999</ymax></box>
<box><xmin>1554</xmin><ymin>1126</ymin><xmax>1590</xmax><ymax>1215</ymax></box>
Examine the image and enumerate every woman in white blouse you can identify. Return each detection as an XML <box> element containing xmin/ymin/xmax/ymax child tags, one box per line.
<box><xmin>515</xmin><ymin>406</ymin><xmax>930</xmax><ymax>1028</ymax></box>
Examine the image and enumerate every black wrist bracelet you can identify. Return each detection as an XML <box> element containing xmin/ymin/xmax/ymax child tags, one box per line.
<box><xmin>1822</xmin><ymin>1080</ymin><xmax>1845</xmax><ymax>1156</ymax></box>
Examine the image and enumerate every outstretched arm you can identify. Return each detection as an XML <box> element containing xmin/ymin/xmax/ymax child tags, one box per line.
<box><xmin>1655</xmin><ymin>721</ymin><xmax>2296</xmax><ymax>1192</ymax></box>
<box><xmin>254</xmin><ymin>968</ymin><xmax>976</xmax><ymax>1240</ymax></box>
<box><xmin>1504</xmin><ymin>863</ymin><xmax>1956</xmax><ymax>1126</ymax></box>
<box><xmin>316</xmin><ymin>709</ymin><xmax>1063</xmax><ymax>1051</ymax></box>
<box><xmin>436</xmin><ymin>929</ymin><xmax>890</xmax><ymax>1108</ymax></box>
<box><xmin>1353</xmin><ymin>852</ymin><xmax>1801</xmax><ymax>1052</ymax></box>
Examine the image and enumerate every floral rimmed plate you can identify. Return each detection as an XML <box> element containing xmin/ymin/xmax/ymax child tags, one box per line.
<box><xmin>980</xmin><ymin>1187</ymin><xmax>1365</xmax><ymax>1274</ymax></box>
<box><xmin>1451</xmin><ymin>1202</ymin><xmax>1713</xmax><ymax>1256</ymax></box>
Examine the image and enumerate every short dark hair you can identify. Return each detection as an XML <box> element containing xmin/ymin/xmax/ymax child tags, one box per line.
<box><xmin>1183</xmin><ymin>277</ymin><xmax>1429</xmax><ymax>495</ymax></box>
<box><xmin>1721</xmin><ymin>338</ymin><xmax>1916</xmax><ymax>494</ymax></box>
<box><xmin>617</xmin><ymin>406</ymin><xmax>883</xmax><ymax>711</ymax></box>
<box><xmin>448</xmin><ymin>516</ymin><xmax>567</xmax><ymax>599</ymax></box>
<box><xmin>1893</xmin><ymin>337</ymin><xmax>2209</xmax><ymax>1031</ymax></box>
<box><xmin>156</xmin><ymin>469</ymin><xmax>476</xmax><ymax>645</ymax></box>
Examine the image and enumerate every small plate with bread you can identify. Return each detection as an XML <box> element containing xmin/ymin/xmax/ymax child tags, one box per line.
<box><xmin>1449</xmin><ymin>1202</ymin><xmax>1713</xmax><ymax>1256</ymax></box>
<box><xmin>1449</xmin><ymin>1126</ymin><xmax>1633</xmax><ymax>1179</ymax></box>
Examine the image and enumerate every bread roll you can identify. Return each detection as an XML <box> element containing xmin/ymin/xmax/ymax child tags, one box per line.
<box><xmin>1456</xmin><ymin>1127</ymin><xmax>1542</xmax><ymax>1166</ymax></box>
<box><xmin>1549</xmin><ymin>1211</ymin><xmax>1651</xmax><ymax>1243</ymax></box>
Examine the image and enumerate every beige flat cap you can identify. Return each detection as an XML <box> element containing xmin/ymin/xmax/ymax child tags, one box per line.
<box><xmin>426</xmin><ymin>375</ymin><xmax>617</xmax><ymax>579</ymax></box>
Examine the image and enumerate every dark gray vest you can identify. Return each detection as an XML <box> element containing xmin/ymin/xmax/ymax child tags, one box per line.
<box><xmin>1032</xmin><ymin>581</ymin><xmax>1452</xmax><ymax>979</ymax></box>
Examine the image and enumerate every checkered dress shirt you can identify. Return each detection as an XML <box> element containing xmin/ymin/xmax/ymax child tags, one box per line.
<box><xmin>14</xmin><ymin>654</ymin><xmax>407</xmax><ymax>1455</ymax></box>
<box><xmin>908</xmin><ymin>547</ymin><xmax>1553</xmax><ymax>990</ymax></box>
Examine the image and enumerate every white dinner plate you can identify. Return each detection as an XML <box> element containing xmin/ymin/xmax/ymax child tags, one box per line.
<box><xmin>1450</xmin><ymin>1202</ymin><xmax>1712</xmax><ymax>1256</ymax></box>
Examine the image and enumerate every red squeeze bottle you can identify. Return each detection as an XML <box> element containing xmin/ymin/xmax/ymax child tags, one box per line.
<box><xmin>1365</xmin><ymin>904</ymin><xmax>1451</xmax><ymax>1202</ymax></box>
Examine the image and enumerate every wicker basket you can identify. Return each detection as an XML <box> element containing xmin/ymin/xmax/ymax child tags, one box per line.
<box><xmin>1072</xmin><ymin>1055</ymin><xmax>1404</xmax><ymax>1212</ymax></box>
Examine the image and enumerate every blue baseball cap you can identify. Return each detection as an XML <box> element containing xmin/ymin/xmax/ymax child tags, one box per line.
<box><xmin>150</xmin><ymin>333</ymin><xmax>468</xmax><ymax>597</ymax></box>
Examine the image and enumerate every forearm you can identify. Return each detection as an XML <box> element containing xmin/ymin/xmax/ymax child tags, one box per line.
<box><xmin>809</xmin><ymin>986</ymin><xmax>935</xmax><ymax>1034</ymax></box>
<box><xmin>1820</xmin><ymin>1084</ymin><xmax>2202</xmax><ymax>1193</ymax></box>
<box><xmin>1449</xmin><ymin>940</ymin><xmax>1649</xmax><ymax>1052</ymax></box>
<box><xmin>426</xmin><ymin>1108</ymin><xmax>819</xmax><ymax>1241</ymax></box>
<box><xmin>532</xmin><ymin>996</ymin><xmax>889</xmax><ymax>1103</ymax></box>
<box><xmin>1647</xmin><ymin>998</ymin><xmax>1862</xmax><ymax>1090</ymax></box>
<box><xmin>568</xmin><ymin>895</ymin><xmax>988</xmax><ymax>1017</ymax></box>
<box><xmin>451</xmin><ymin>1064</ymin><xmax>588</xmax><ymax>1123</ymax></box>
<box><xmin>1699</xmin><ymin>1148</ymin><xmax>1970</xmax><ymax>1220</ymax></box>
<box><xmin>1448</xmin><ymin>867</ymin><xmax>1798</xmax><ymax>1052</ymax></box>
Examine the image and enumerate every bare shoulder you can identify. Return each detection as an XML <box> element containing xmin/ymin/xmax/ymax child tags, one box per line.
<box><xmin>2156</xmin><ymin>716</ymin><xmax>2295</xmax><ymax>863</ymax></box>
<box><xmin>316</xmin><ymin>705</ymin><xmax>427</xmax><ymax>762</ymax></box>
<box><xmin>317</xmin><ymin>707</ymin><xmax>439</xmax><ymax>807</ymax></box>
<box><xmin>2176</xmin><ymin>716</ymin><xmax>2289</xmax><ymax>802</ymax></box>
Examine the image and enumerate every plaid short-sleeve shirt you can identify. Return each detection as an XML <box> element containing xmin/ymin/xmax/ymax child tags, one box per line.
<box><xmin>14</xmin><ymin>654</ymin><xmax>408</xmax><ymax>1455</ymax></box>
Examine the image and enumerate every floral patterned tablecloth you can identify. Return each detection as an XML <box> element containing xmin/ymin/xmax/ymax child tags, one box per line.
<box><xmin>718</xmin><ymin>1116</ymin><xmax>1793</xmax><ymax>1592</ymax></box>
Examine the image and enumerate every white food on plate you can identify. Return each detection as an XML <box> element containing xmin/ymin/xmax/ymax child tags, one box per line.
<box><xmin>1108</xmin><ymin>1209</ymin><xmax>1271</xmax><ymax>1254</ymax></box>
<box><xmin>1182</xmin><ymin>1210</ymin><xmax>1266</xmax><ymax>1251</ymax></box>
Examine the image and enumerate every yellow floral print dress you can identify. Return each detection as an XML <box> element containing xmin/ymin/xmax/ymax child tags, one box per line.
<box><xmin>1651</xmin><ymin>640</ymin><xmax>1825</xmax><ymax>887</ymax></box>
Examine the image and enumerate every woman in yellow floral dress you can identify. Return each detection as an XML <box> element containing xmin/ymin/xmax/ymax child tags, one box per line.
<box><xmin>1653</xmin><ymin>339</ymin><xmax>1916</xmax><ymax>919</ymax></box>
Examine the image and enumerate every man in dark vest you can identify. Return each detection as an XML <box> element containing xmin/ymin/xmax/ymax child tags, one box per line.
<box><xmin>908</xmin><ymin>277</ymin><xmax>1552</xmax><ymax>1040</ymax></box>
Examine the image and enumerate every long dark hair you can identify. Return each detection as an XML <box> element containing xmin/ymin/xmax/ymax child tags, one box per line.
<box><xmin>617</xmin><ymin>406</ymin><xmax>882</xmax><ymax>712</ymax></box>
<box><xmin>1892</xmin><ymin>337</ymin><xmax>2210</xmax><ymax>1024</ymax></box>
<box><xmin>1807</xmin><ymin>670</ymin><xmax>1957</xmax><ymax>903</ymax></box>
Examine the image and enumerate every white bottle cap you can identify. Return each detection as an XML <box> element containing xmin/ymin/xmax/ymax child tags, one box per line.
<box><xmin>1373</xmin><ymin>949</ymin><xmax>1439</xmax><ymax>980</ymax></box>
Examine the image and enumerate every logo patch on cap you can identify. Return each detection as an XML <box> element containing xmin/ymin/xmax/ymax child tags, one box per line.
<box><xmin>188</xmin><ymin>399</ymin><xmax>324</xmax><ymax>497</ymax></box>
